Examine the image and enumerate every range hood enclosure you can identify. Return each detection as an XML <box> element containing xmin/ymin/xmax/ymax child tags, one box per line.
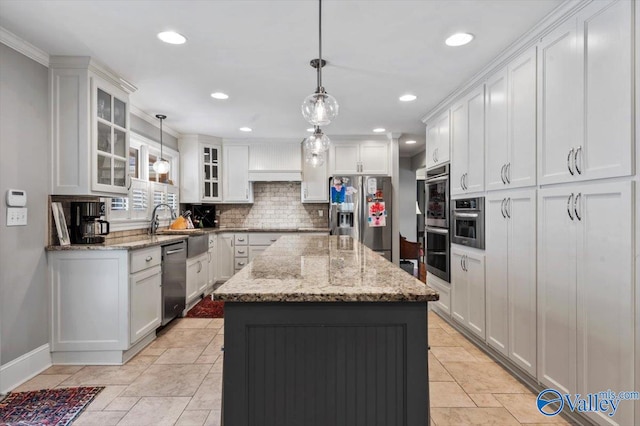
<box><xmin>248</xmin><ymin>143</ymin><xmax>302</xmax><ymax>181</ymax></box>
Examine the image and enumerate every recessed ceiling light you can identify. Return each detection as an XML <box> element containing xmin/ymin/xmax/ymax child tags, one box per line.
<box><xmin>211</xmin><ymin>92</ymin><xmax>229</xmax><ymax>100</ymax></box>
<box><xmin>445</xmin><ymin>32</ymin><xmax>474</xmax><ymax>47</ymax></box>
<box><xmin>399</xmin><ymin>94</ymin><xmax>417</xmax><ymax>102</ymax></box>
<box><xmin>405</xmin><ymin>140</ymin><xmax>417</xmax><ymax>144</ymax></box>
<box><xmin>239</xmin><ymin>127</ymin><xmax>252</xmax><ymax>132</ymax></box>
<box><xmin>307</xmin><ymin>128</ymin><xmax>314</xmax><ymax>132</ymax></box>
<box><xmin>373</xmin><ymin>128</ymin><xmax>386</xmax><ymax>133</ymax></box>
<box><xmin>157</xmin><ymin>31</ymin><xmax>187</xmax><ymax>45</ymax></box>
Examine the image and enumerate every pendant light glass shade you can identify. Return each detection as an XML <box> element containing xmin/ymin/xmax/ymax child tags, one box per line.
<box><xmin>153</xmin><ymin>114</ymin><xmax>170</xmax><ymax>174</ymax></box>
<box><xmin>302</xmin><ymin>91</ymin><xmax>339</xmax><ymax>126</ymax></box>
<box><xmin>303</xmin><ymin>126</ymin><xmax>331</xmax><ymax>154</ymax></box>
<box><xmin>305</xmin><ymin>150</ymin><xmax>325</xmax><ymax>167</ymax></box>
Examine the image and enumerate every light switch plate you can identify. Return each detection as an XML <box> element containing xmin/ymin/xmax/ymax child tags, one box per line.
<box><xmin>7</xmin><ymin>207</ymin><xmax>27</xmax><ymax>226</ymax></box>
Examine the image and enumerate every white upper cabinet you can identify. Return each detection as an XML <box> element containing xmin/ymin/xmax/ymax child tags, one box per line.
<box><xmin>179</xmin><ymin>135</ymin><xmax>222</xmax><ymax>203</ymax></box>
<box><xmin>50</xmin><ymin>57</ymin><xmax>135</xmax><ymax>196</ymax></box>
<box><xmin>330</xmin><ymin>140</ymin><xmax>389</xmax><ymax>175</ymax></box>
<box><xmin>539</xmin><ymin>0</ymin><xmax>633</xmax><ymax>185</ymax></box>
<box><xmin>486</xmin><ymin>46</ymin><xmax>537</xmax><ymax>191</ymax></box>
<box><xmin>451</xmin><ymin>84</ymin><xmax>485</xmax><ymax>196</ymax></box>
<box><xmin>426</xmin><ymin>110</ymin><xmax>450</xmax><ymax>170</ymax></box>
<box><xmin>301</xmin><ymin>145</ymin><xmax>329</xmax><ymax>202</ymax></box>
<box><xmin>223</xmin><ymin>144</ymin><xmax>252</xmax><ymax>203</ymax></box>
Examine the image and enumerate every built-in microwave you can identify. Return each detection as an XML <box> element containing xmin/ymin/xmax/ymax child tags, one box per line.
<box><xmin>451</xmin><ymin>197</ymin><xmax>485</xmax><ymax>250</ymax></box>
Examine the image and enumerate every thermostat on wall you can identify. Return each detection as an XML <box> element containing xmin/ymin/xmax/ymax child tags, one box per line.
<box><xmin>6</xmin><ymin>189</ymin><xmax>27</xmax><ymax>207</ymax></box>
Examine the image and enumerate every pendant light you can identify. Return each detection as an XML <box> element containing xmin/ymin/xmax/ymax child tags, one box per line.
<box><xmin>305</xmin><ymin>150</ymin><xmax>325</xmax><ymax>167</ymax></box>
<box><xmin>153</xmin><ymin>114</ymin><xmax>170</xmax><ymax>174</ymax></box>
<box><xmin>301</xmin><ymin>0</ymin><xmax>339</xmax><ymax>126</ymax></box>
<box><xmin>303</xmin><ymin>125</ymin><xmax>331</xmax><ymax>154</ymax></box>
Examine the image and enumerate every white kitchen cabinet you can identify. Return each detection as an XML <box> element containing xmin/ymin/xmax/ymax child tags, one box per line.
<box><xmin>538</xmin><ymin>181</ymin><xmax>634</xmax><ymax>426</ymax></box>
<box><xmin>486</xmin><ymin>47</ymin><xmax>536</xmax><ymax>191</ymax></box>
<box><xmin>50</xmin><ymin>56</ymin><xmax>135</xmax><ymax>196</ymax></box>
<box><xmin>451</xmin><ymin>246</ymin><xmax>485</xmax><ymax>339</ymax></box>
<box><xmin>216</xmin><ymin>233</ymin><xmax>234</xmax><ymax>282</ymax></box>
<box><xmin>302</xmin><ymin>146</ymin><xmax>329</xmax><ymax>202</ymax></box>
<box><xmin>129</xmin><ymin>264</ymin><xmax>162</xmax><ymax>346</ymax></box>
<box><xmin>450</xmin><ymin>85</ymin><xmax>484</xmax><ymax>196</ymax></box>
<box><xmin>179</xmin><ymin>135</ymin><xmax>222</xmax><ymax>203</ymax></box>
<box><xmin>330</xmin><ymin>141</ymin><xmax>390</xmax><ymax>175</ymax></box>
<box><xmin>249</xmin><ymin>142</ymin><xmax>302</xmax><ymax>181</ymax></box>
<box><xmin>539</xmin><ymin>0</ymin><xmax>632</xmax><ymax>186</ymax></box>
<box><xmin>186</xmin><ymin>252</ymin><xmax>208</xmax><ymax>303</ymax></box>
<box><xmin>223</xmin><ymin>144</ymin><xmax>253</xmax><ymax>202</ymax></box>
<box><xmin>208</xmin><ymin>234</ymin><xmax>217</xmax><ymax>286</ymax></box>
<box><xmin>485</xmin><ymin>190</ymin><xmax>536</xmax><ymax>376</ymax></box>
<box><xmin>426</xmin><ymin>110</ymin><xmax>450</xmax><ymax>170</ymax></box>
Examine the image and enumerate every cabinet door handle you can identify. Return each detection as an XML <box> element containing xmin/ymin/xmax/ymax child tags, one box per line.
<box><xmin>246</xmin><ymin>188</ymin><xmax>249</xmax><ymax>199</ymax></box>
<box><xmin>567</xmin><ymin>148</ymin><xmax>575</xmax><ymax>175</ymax></box>
<box><xmin>463</xmin><ymin>255</ymin><xmax>468</xmax><ymax>272</ymax></box>
<box><xmin>500</xmin><ymin>164</ymin><xmax>506</xmax><ymax>184</ymax></box>
<box><xmin>506</xmin><ymin>163</ymin><xmax>511</xmax><ymax>184</ymax></box>
<box><xmin>460</xmin><ymin>256</ymin><xmax>464</xmax><ymax>271</ymax></box>
<box><xmin>574</xmin><ymin>192</ymin><xmax>582</xmax><ymax>221</ymax></box>
<box><xmin>145</xmin><ymin>256</ymin><xmax>153</xmax><ymax>262</ymax></box>
<box><xmin>197</xmin><ymin>261</ymin><xmax>202</xmax><ymax>273</ymax></box>
<box><xmin>464</xmin><ymin>173</ymin><xmax>469</xmax><ymax>190</ymax></box>
<box><xmin>506</xmin><ymin>198</ymin><xmax>511</xmax><ymax>218</ymax></box>
<box><xmin>304</xmin><ymin>188</ymin><xmax>308</xmax><ymax>199</ymax></box>
<box><xmin>270</xmin><ymin>238</ymin><xmax>278</xmax><ymax>242</ymax></box>
<box><xmin>501</xmin><ymin>198</ymin><xmax>507</xmax><ymax>218</ymax></box>
<box><xmin>574</xmin><ymin>146</ymin><xmax>582</xmax><ymax>175</ymax></box>
<box><xmin>460</xmin><ymin>175</ymin><xmax>465</xmax><ymax>190</ymax></box>
<box><xmin>566</xmin><ymin>193</ymin><xmax>574</xmax><ymax>221</ymax></box>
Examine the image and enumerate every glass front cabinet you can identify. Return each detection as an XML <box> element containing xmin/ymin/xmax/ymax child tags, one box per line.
<box><xmin>178</xmin><ymin>135</ymin><xmax>223</xmax><ymax>203</ymax></box>
<box><xmin>50</xmin><ymin>57</ymin><xmax>136</xmax><ymax>196</ymax></box>
<box><xmin>202</xmin><ymin>144</ymin><xmax>220</xmax><ymax>201</ymax></box>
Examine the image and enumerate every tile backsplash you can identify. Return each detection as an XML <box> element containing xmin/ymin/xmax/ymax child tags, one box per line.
<box><xmin>217</xmin><ymin>182</ymin><xmax>328</xmax><ymax>229</ymax></box>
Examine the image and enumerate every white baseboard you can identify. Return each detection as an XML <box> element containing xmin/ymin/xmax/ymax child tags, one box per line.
<box><xmin>0</xmin><ymin>344</ymin><xmax>52</xmax><ymax>394</ymax></box>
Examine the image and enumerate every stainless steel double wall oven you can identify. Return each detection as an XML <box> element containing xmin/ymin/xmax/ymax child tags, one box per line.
<box><xmin>425</xmin><ymin>165</ymin><xmax>450</xmax><ymax>282</ymax></box>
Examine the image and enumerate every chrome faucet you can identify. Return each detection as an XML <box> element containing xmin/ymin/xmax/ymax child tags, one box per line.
<box><xmin>149</xmin><ymin>203</ymin><xmax>177</xmax><ymax>235</ymax></box>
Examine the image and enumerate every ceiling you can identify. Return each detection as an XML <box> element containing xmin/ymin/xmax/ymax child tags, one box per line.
<box><xmin>0</xmin><ymin>0</ymin><xmax>562</xmax><ymax>156</ymax></box>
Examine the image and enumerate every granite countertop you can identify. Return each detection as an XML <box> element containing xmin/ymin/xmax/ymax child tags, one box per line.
<box><xmin>45</xmin><ymin>234</ymin><xmax>187</xmax><ymax>251</ymax></box>
<box><xmin>213</xmin><ymin>235</ymin><xmax>439</xmax><ymax>303</ymax></box>
<box><xmin>158</xmin><ymin>227</ymin><xmax>330</xmax><ymax>235</ymax></box>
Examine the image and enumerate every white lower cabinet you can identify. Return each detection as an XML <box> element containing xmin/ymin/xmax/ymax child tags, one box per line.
<box><xmin>538</xmin><ymin>181</ymin><xmax>634</xmax><ymax>426</ymax></box>
<box><xmin>186</xmin><ymin>253</ymin><xmax>208</xmax><ymax>304</ymax></box>
<box><xmin>451</xmin><ymin>246</ymin><xmax>485</xmax><ymax>339</ymax></box>
<box><xmin>216</xmin><ymin>233</ymin><xmax>234</xmax><ymax>282</ymax></box>
<box><xmin>48</xmin><ymin>245</ymin><xmax>163</xmax><ymax>364</ymax></box>
<box><xmin>486</xmin><ymin>190</ymin><xmax>536</xmax><ymax>376</ymax></box>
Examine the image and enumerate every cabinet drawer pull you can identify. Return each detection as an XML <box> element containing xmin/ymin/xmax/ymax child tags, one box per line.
<box><xmin>237</xmin><ymin>238</ymin><xmax>245</xmax><ymax>242</ymax></box>
<box><xmin>237</xmin><ymin>261</ymin><xmax>245</xmax><ymax>266</ymax></box>
<box><xmin>237</xmin><ymin>249</ymin><xmax>245</xmax><ymax>254</ymax></box>
<box><xmin>270</xmin><ymin>239</ymin><xmax>278</xmax><ymax>242</ymax></box>
<box><xmin>145</xmin><ymin>256</ymin><xmax>153</xmax><ymax>262</ymax></box>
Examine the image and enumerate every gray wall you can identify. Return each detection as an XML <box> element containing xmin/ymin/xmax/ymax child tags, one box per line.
<box><xmin>398</xmin><ymin>157</ymin><xmax>417</xmax><ymax>241</ymax></box>
<box><xmin>0</xmin><ymin>44</ymin><xmax>49</xmax><ymax>364</ymax></box>
<box><xmin>130</xmin><ymin>114</ymin><xmax>178</xmax><ymax>150</ymax></box>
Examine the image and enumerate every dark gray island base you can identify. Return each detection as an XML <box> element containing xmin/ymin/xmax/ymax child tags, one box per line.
<box><xmin>214</xmin><ymin>235</ymin><xmax>439</xmax><ymax>426</ymax></box>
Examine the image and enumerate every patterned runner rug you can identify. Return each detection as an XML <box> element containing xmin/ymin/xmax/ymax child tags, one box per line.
<box><xmin>185</xmin><ymin>295</ymin><xmax>224</xmax><ymax>318</ymax></box>
<box><xmin>0</xmin><ymin>386</ymin><xmax>104</xmax><ymax>425</ymax></box>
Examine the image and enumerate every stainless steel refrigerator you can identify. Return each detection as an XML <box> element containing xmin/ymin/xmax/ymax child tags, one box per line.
<box><xmin>329</xmin><ymin>175</ymin><xmax>392</xmax><ymax>260</ymax></box>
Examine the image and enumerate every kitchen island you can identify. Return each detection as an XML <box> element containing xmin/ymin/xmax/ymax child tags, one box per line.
<box><xmin>213</xmin><ymin>234</ymin><xmax>439</xmax><ymax>426</ymax></box>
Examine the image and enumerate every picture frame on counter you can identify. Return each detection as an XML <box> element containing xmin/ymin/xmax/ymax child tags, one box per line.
<box><xmin>51</xmin><ymin>202</ymin><xmax>70</xmax><ymax>246</ymax></box>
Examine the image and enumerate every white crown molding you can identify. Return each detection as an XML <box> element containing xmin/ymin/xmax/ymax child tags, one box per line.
<box><xmin>0</xmin><ymin>26</ymin><xmax>49</xmax><ymax>67</ymax></box>
<box><xmin>0</xmin><ymin>344</ymin><xmax>52</xmax><ymax>394</ymax></box>
<box><xmin>130</xmin><ymin>105</ymin><xmax>181</xmax><ymax>138</ymax></box>
<box><xmin>421</xmin><ymin>0</ymin><xmax>589</xmax><ymax>124</ymax></box>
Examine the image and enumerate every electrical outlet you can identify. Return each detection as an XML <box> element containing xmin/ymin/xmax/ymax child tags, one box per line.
<box><xmin>318</xmin><ymin>210</ymin><xmax>323</xmax><ymax>217</ymax></box>
<box><xmin>6</xmin><ymin>207</ymin><xmax>27</xmax><ymax>226</ymax></box>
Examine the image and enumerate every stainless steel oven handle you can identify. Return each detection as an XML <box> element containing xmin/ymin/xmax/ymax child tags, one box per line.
<box><xmin>165</xmin><ymin>248</ymin><xmax>185</xmax><ymax>255</ymax></box>
<box><xmin>566</xmin><ymin>193</ymin><xmax>574</xmax><ymax>220</ymax></box>
<box><xmin>426</xmin><ymin>227</ymin><xmax>449</xmax><ymax>235</ymax></box>
<box><xmin>427</xmin><ymin>175</ymin><xmax>449</xmax><ymax>184</ymax></box>
<box><xmin>453</xmin><ymin>212</ymin><xmax>479</xmax><ymax>218</ymax></box>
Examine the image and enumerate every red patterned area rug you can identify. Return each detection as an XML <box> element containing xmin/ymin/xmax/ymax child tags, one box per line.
<box><xmin>185</xmin><ymin>295</ymin><xmax>224</xmax><ymax>318</ymax></box>
<box><xmin>0</xmin><ymin>386</ymin><xmax>104</xmax><ymax>425</ymax></box>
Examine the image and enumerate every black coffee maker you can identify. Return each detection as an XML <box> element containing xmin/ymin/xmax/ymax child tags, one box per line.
<box><xmin>70</xmin><ymin>202</ymin><xmax>110</xmax><ymax>244</ymax></box>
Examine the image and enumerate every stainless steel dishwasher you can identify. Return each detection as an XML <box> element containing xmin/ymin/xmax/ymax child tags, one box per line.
<box><xmin>161</xmin><ymin>240</ymin><xmax>186</xmax><ymax>325</ymax></box>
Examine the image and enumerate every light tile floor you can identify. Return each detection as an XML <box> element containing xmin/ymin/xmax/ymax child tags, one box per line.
<box><xmin>12</xmin><ymin>313</ymin><xmax>574</xmax><ymax>425</ymax></box>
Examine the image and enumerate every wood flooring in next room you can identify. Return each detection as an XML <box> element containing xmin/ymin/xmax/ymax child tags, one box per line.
<box><xmin>11</xmin><ymin>312</ymin><xmax>574</xmax><ymax>426</ymax></box>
